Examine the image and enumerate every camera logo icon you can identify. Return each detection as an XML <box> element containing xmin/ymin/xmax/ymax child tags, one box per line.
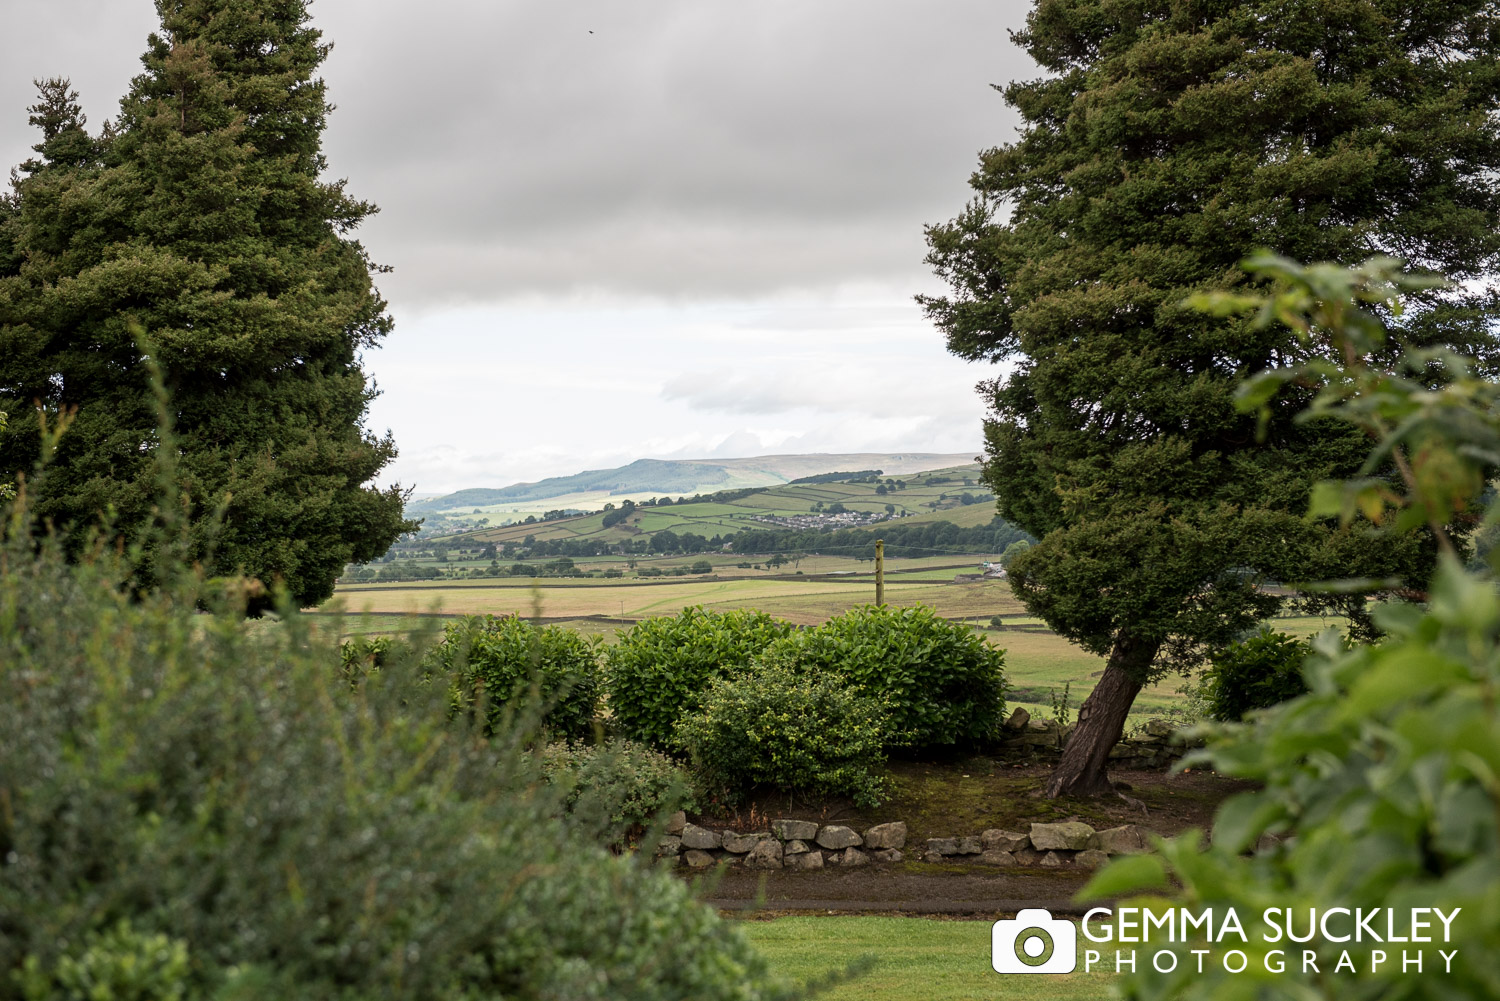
<box><xmin>992</xmin><ymin>908</ymin><xmax>1078</xmax><ymax>974</ymax></box>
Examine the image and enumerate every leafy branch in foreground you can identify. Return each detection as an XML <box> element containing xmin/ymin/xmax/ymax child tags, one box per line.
<box><xmin>1088</xmin><ymin>258</ymin><xmax>1500</xmax><ymax>1000</ymax></box>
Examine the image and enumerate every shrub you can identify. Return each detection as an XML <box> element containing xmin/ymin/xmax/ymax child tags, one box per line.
<box><xmin>1202</xmin><ymin>627</ymin><xmax>1310</xmax><ymax>721</ymax></box>
<box><xmin>604</xmin><ymin>607</ymin><xmax>794</xmax><ymax>749</ymax></box>
<box><xmin>760</xmin><ymin>604</ymin><xmax>1008</xmax><ymax>748</ymax></box>
<box><xmin>675</xmin><ymin>661</ymin><xmax>891</xmax><ymax>808</ymax></box>
<box><xmin>428</xmin><ymin>614</ymin><xmax>600</xmax><ymax>739</ymax></box>
<box><xmin>540</xmin><ymin>739</ymin><xmax>698</xmax><ymax>838</ymax></box>
<box><xmin>0</xmin><ymin>541</ymin><xmax>792</xmax><ymax>1001</ymax></box>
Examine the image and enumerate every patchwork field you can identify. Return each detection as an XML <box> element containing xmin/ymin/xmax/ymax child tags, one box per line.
<box><xmin>423</xmin><ymin>463</ymin><xmax>995</xmax><ymax>549</ymax></box>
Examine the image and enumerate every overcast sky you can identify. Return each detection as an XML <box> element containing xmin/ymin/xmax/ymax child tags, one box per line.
<box><xmin>3</xmin><ymin>1</ymin><xmax>1033</xmax><ymax>494</ymax></box>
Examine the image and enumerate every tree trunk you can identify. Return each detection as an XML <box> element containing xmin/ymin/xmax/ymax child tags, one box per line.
<box><xmin>1043</xmin><ymin>634</ymin><xmax>1159</xmax><ymax>798</ymax></box>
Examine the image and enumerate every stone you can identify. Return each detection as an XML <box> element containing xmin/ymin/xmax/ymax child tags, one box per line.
<box><xmin>871</xmin><ymin>849</ymin><xmax>903</xmax><ymax>863</ymax></box>
<box><xmin>783</xmin><ymin>839</ymin><xmax>810</xmax><ymax>855</ymax></box>
<box><xmin>772</xmin><ymin>819</ymin><xmax>820</xmax><ymax>841</ymax></box>
<box><xmin>1255</xmin><ymin>832</ymin><xmax>1283</xmax><ymax>854</ymax></box>
<box><xmin>787</xmin><ymin>849</ymin><xmax>824</xmax><ymax>871</ymax></box>
<box><xmin>683</xmin><ymin>849</ymin><xmax>716</xmax><ymax>869</ymax></box>
<box><xmin>680</xmin><ymin>824</ymin><xmax>721</xmax><ymax>850</ymax></box>
<box><xmin>839</xmin><ymin>847</ymin><xmax>871</xmax><ymax>867</ymax></box>
<box><xmin>924</xmin><ymin>837</ymin><xmax>959</xmax><ymax>856</ymax></box>
<box><xmin>981</xmin><ymin>829</ymin><xmax>1029</xmax><ymax>853</ymax></box>
<box><xmin>722</xmin><ymin>830</ymin><xmax>767</xmax><ymax>854</ymax></box>
<box><xmin>655</xmin><ymin>854</ymin><xmax>681</xmax><ymax>868</ymax></box>
<box><xmin>1040</xmin><ymin>850</ymin><xmax>1065</xmax><ymax>867</ymax></box>
<box><xmin>862</xmin><ymin>821</ymin><xmax>908</xmax><ymax>850</ymax></box>
<box><xmin>1091</xmin><ymin>825</ymin><xmax>1151</xmax><ymax>855</ymax></box>
<box><xmin>816</xmin><ymin>825</ymin><xmax>862</xmax><ymax>849</ymax></box>
<box><xmin>1143</xmin><ymin>718</ymin><xmax>1175</xmax><ymax>738</ymax></box>
<box><xmin>955</xmin><ymin>836</ymin><xmax>982</xmax><ymax>855</ymax></box>
<box><xmin>744</xmin><ymin>839</ymin><xmax>784</xmax><ymax>870</ymax></box>
<box><xmin>664</xmin><ymin>810</ymin><xmax>687</xmax><ymax>835</ymax></box>
<box><xmin>1076</xmin><ymin>849</ymin><xmax>1110</xmax><ymax>868</ymax></box>
<box><xmin>656</xmin><ymin>835</ymin><xmax>683</xmax><ymax>857</ymax></box>
<box><xmin>977</xmin><ymin>849</ymin><xmax>1016</xmax><ymax>866</ymax></box>
<box><xmin>1004</xmin><ymin>707</ymin><xmax>1031</xmax><ymax>730</ymax></box>
<box><xmin>1013</xmin><ymin>848</ymin><xmax>1043</xmax><ymax>865</ymax></box>
<box><xmin>1029</xmin><ymin>821</ymin><xmax>1096</xmax><ymax>851</ymax></box>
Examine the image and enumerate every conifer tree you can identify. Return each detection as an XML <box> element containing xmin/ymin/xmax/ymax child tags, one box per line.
<box><xmin>0</xmin><ymin>2</ymin><xmax>411</xmax><ymax>607</ymax></box>
<box><xmin>923</xmin><ymin>0</ymin><xmax>1500</xmax><ymax>796</ymax></box>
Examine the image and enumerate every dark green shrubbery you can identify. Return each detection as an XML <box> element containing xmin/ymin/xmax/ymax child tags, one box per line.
<box><xmin>675</xmin><ymin>662</ymin><xmax>892</xmax><ymax>808</ymax></box>
<box><xmin>0</xmin><ymin>540</ymin><xmax>791</xmax><ymax>1001</ymax></box>
<box><xmin>1203</xmin><ymin>627</ymin><xmax>1311</xmax><ymax>722</ymax></box>
<box><xmin>540</xmin><ymin>739</ymin><xmax>699</xmax><ymax>839</ymax></box>
<box><xmin>761</xmin><ymin>604</ymin><xmax>1008</xmax><ymax>749</ymax></box>
<box><xmin>429</xmin><ymin>614</ymin><xmax>601</xmax><ymax>739</ymax></box>
<box><xmin>604</xmin><ymin>607</ymin><xmax>794</xmax><ymax>749</ymax></box>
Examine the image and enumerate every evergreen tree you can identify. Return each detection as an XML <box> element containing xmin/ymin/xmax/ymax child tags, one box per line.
<box><xmin>922</xmin><ymin>0</ymin><xmax>1500</xmax><ymax>796</ymax></box>
<box><xmin>0</xmin><ymin>2</ymin><xmax>412</xmax><ymax>608</ymax></box>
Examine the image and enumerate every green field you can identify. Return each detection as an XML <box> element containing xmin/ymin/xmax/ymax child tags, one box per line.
<box><xmin>425</xmin><ymin>464</ymin><xmax>994</xmax><ymax>549</ymax></box>
<box><xmin>742</xmin><ymin>916</ymin><xmax>1116</xmax><ymax>1001</ymax></box>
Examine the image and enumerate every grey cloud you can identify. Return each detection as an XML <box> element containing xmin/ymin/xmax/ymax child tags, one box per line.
<box><xmin>3</xmin><ymin>1</ymin><xmax>1032</xmax><ymax>304</ymax></box>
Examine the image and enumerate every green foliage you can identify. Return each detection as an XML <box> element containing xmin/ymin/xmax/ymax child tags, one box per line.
<box><xmin>604</xmin><ymin>607</ymin><xmax>794</xmax><ymax>750</ymax></box>
<box><xmin>17</xmin><ymin>921</ymin><xmax>191</xmax><ymax>1001</ymax></box>
<box><xmin>540</xmin><ymin>739</ymin><xmax>698</xmax><ymax>839</ymax></box>
<box><xmin>0</xmin><ymin>9</ymin><xmax>412</xmax><ymax>610</ymax></box>
<box><xmin>1088</xmin><ymin>258</ymin><xmax>1500</xmax><ymax>998</ymax></box>
<box><xmin>675</xmin><ymin>661</ymin><xmax>891</xmax><ymax>809</ymax></box>
<box><xmin>0</xmin><ymin>411</ymin><xmax>12</xmax><ymax>502</ymax></box>
<box><xmin>429</xmin><ymin>614</ymin><xmax>600</xmax><ymax>740</ymax></box>
<box><xmin>1203</xmin><ymin>627</ymin><xmax>1310</xmax><ymax>722</ymax></box>
<box><xmin>920</xmin><ymin>0</ymin><xmax>1500</xmax><ymax>790</ymax></box>
<box><xmin>760</xmin><ymin>604</ymin><xmax>1008</xmax><ymax>749</ymax></box>
<box><xmin>0</xmin><ymin>538</ymin><xmax>791</xmax><ymax>1001</ymax></box>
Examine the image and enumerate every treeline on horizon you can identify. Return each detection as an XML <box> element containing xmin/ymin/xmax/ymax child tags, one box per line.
<box><xmin>411</xmin><ymin>515</ymin><xmax>1032</xmax><ymax>564</ymax></box>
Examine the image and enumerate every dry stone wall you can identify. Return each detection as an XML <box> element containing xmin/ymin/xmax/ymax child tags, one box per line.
<box><xmin>997</xmin><ymin>711</ymin><xmax>1200</xmax><ymax>767</ymax></box>
<box><xmin>655</xmin><ymin>812</ymin><xmax>1159</xmax><ymax>872</ymax></box>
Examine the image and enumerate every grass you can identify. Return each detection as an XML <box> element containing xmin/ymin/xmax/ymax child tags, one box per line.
<box><xmin>742</xmin><ymin>916</ymin><xmax>1116</xmax><ymax>1001</ymax></box>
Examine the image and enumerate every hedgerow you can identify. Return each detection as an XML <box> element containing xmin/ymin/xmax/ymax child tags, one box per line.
<box><xmin>759</xmin><ymin>604</ymin><xmax>1008</xmax><ymax>749</ymax></box>
<box><xmin>603</xmin><ymin>607</ymin><xmax>793</xmax><ymax>749</ymax></box>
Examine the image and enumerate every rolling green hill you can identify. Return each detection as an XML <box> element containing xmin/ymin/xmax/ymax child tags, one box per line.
<box><xmin>424</xmin><ymin>464</ymin><xmax>1006</xmax><ymax>555</ymax></box>
<box><xmin>408</xmin><ymin>452</ymin><xmax>976</xmax><ymax>517</ymax></box>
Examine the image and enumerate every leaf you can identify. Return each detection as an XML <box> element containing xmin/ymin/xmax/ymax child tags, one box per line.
<box><xmin>1211</xmin><ymin>790</ymin><xmax>1283</xmax><ymax>854</ymax></box>
<box><xmin>1076</xmin><ymin>854</ymin><xmax>1168</xmax><ymax>901</ymax></box>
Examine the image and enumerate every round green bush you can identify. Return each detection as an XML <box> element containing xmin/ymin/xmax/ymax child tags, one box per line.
<box><xmin>604</xmin><ymin>607</ymin><xmax>794</xmax><ymax>749</ymax></box>
<box><xmin>429</xmin><ymin>614</ymin><xmax>601</xmax><ymax>739</ymax></box>
<box><xmin>760</xmin><ymin>604</ymin><xmax>1008</xmax><ymax>749</ymax></box>
<box><xmin>675</xmin><ymin>661</ymin><xmax>891</xmax><ymax>808</ymax></box>
<box><xmin>540</xmin><ymin>738</ymin><xmax>699</xmax><ymax>838</ymax></box>
<box><xmin>1204</xmin><ymin>627</ymin><xmax>1311</xmax><ymax>721</ymax></box>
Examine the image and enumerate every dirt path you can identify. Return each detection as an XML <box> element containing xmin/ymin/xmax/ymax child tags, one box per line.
<box><xmin>699</xmin><ymin>863</ymin><xmax>1094</xmax><ymax>916</ymax></box>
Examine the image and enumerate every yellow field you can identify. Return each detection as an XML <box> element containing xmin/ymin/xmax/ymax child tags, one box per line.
<box><xmin>332</xmin><ymin>571</ymin><xmax>1027</xmax><ymax>623</ymax></box>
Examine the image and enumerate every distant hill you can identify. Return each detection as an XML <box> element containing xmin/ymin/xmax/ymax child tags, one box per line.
<box><xmin>409</xmin><ymin>453</ymin><xmax>976</xmax><ymax>515</ymax></box>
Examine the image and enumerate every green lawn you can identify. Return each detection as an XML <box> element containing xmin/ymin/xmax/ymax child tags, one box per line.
<box><xmin>742</xmin><ymin>916</ymin><xmax>1116</xmax><ymax>1001</ymax></box>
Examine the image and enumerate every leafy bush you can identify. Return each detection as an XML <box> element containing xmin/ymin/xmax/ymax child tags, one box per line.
<box><xmin>1093</xmin><ymin>257</ymin><xmax>1500</xmax><ymax>999</ymax></box>
<box><xmin>760</xmin><ymin>604</ymin><xmax>1008</xmax><ymax>748</ymax></box>
<box><xmin>604</xmin><ymin>607</ymin><xmax>794</xmax><ymax>749</ymax></box>
<box><xmin>540</xmin><ymin>739</ymin><xmax>698</xmax><ymax>838</ymax></box>
<box><xmin>428</xmin><ymin>614</ymin><xmax>601</xmax><ymax>739</ymax></box>
<box><xmin>0</xmin><ymin>540</ymin><xmax>792</xmax><ymax>1001</ymax></box>
<box><xmin>17</xmin><ymin>922</ymin><xmax>191</xmax><ymax>1001</ymax></box>
<box><xmin>1202</xmin><ymin>627</ymin><xmax>1310</xmax><ymax>721</ymax></box>
<box><xmin>675</xmin><ymin>661</ymin><xmax>891</xmax><ymax>808</ymax></box>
